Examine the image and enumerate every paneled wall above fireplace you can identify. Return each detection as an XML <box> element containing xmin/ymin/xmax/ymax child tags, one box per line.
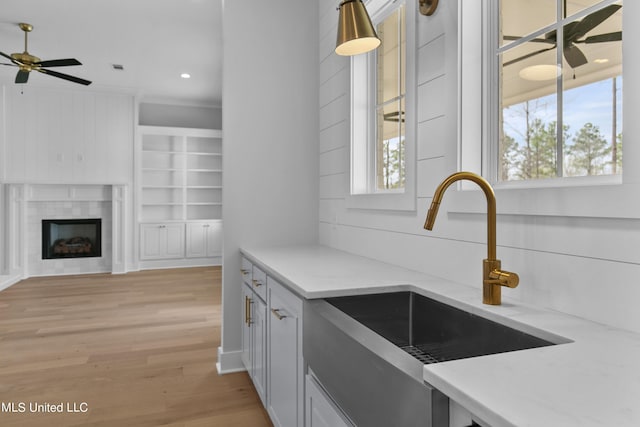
<box><xmin>2</xmin><ymin>86</ymin><xmax>134</xmax><ymax>185</ymax></box>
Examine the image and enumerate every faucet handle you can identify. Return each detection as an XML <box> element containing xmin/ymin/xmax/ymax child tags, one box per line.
<box><xmin>487</xmin><ymin>268</ymin><xmax>519</xmax><ymax>288</ymax></box>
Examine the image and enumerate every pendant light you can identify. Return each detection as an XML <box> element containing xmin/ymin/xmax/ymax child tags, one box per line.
<box><xmin>335</xmin><ymin>0</ymin><xmax>380</xmax><ymax>56</ymax></box>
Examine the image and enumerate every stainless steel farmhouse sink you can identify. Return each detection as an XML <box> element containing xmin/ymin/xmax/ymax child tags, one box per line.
<box><xmin>304</xmin><ymin>291</ymin><xmax>563</xmax><ymax>427</ymax></box>
<box><xmin>326</xmin><ymin>291</ymin><xmax>555</xmax><ymax>364</ymax></box>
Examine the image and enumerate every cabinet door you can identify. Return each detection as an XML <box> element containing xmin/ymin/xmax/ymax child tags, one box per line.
<box><xmin>185</xmin><ymin>222</ymin><xmax>222</xmax><ymax>258</ymax></box>
<box><xmin>185</xmin><ymin>223</ymin><xmax>208</xmax><ymax>258</ymax></box>
<box><xmin>305</xmin><ymin>375</ymin><xmax>353</xmax><ymax>427</ymax></box>
<box><xmin>140</xmin><ymin>223</ymin><xmax>185</xmax><ymax>260</ymax></box>
<box><xmin>241</xmin><ymin>284</ymin><xmax>252</xmax><ymax>372</ymax></box>
<box><xmin>252</xmin><ymin>295</ymin><xmax>268</xmax><ymax>406</ymax></box>
<box><xmin>140</xmin><ymin>224</ymin><xmax>163</xmax><ymax>260</ymax></box>
<box><xmin>268</xmin><ymin>278</ymin><xmax>304</xmax><ymax>427</ymax></box>
<box><xmin>164</xmin><ymin>224</ymin><xmax>185</xmax><ymax>258</ymax></box>
<box><xmin>206</xmin><ymin>222</ymin><xmax>223</xmax><ymax>257</ymax></box>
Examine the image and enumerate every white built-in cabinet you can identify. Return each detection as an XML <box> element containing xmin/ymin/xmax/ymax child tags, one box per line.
<box><xmin>305</xmin><ymin>374</ymin><xmax>353</xmax><ymax>427</ymax></box>
<box><xmin>241</xmin><ymin>257</ymin><xmax>304</xmax><ymax>427</ymax></box>
<box><xmin>139</xmin><ymin>223</ymin><xmax>185</xmax><ymax>260</ymax></box>
<box><xmin>138</xmin><ymin>126</ymin><xmax>222</xmax><ymax>266</ymax></box>
<box><xmin>268</xmin><ymin>276</ymin><xmax>304</xmax><ymax>427</ymax></box>
<box><xmin>241</xmin><ymin>260</ymin><xmax>268</xmax><ymax>405</ymax></box>
<box><xmin>186</xmin><ymin>222</ymin><xmax>222</xmax><ymax>258</ymax></box>
<box><xmin>3</xmin><ymin>86</ymin><xmax>134</xmax><ymax>184</ymax></box>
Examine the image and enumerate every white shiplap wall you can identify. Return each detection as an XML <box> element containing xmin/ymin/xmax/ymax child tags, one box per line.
<box><xmin>318</xmin><ymin>0</ymin><xmax>640</xmax><ymax>334</ymax></box>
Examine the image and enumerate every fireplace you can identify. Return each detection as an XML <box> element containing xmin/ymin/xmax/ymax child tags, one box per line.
<box><xmin>42</xmin><ymin>219</ymin><xmax>102</xmax><ymax>259</ymax></box>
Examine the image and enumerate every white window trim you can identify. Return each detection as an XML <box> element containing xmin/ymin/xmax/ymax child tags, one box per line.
<box><xmin>346</xmin><ymin>0</ymin><xmax>417</xmax><ymax>211</ymax></box>
<box><xmin>455</xmin><ymin>0</ymin><xmax>640</xmax><ymax>220</ymax></box>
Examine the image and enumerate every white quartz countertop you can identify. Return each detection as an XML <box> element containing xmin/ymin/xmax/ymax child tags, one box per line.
<box><xmin>241</xmin><ymin>245</ymin><xmax>640</xmax><ymax>427</ymax></box>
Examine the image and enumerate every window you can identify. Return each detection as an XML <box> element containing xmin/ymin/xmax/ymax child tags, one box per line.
<box><xmin>376</xmin><ymin>6</ymin><xmax>406</xmax><ymax>190</ymax></box>
<box><xmin>494</xmin><ymin>0</ymin><xmax>623</xmax><ymax>182</ymax></box>
<box><xmin>348</xmin><ymin>0</ymin><xmax>416</xmax><ymax>211</ymax></box>
<box><xmin>457</xmin><ymin>0</ymin><xmax>637</xmax><ymax>219</ymax></box>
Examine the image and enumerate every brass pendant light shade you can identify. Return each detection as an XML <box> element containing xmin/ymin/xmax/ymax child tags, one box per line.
<box><xmin>335</xmin><ymin>0</ymin><xmax>381</xmax><ymax>56</ymax></box>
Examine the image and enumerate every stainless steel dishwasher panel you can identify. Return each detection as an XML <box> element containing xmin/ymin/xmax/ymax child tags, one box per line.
<box><xmin>304</xmin><ymin>298</ymin><xmax>449</xmax><ymax>427</ymax></box>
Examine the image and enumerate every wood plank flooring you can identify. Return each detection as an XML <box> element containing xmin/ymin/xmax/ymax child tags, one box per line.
<box><xmin>0</xmin><ymin>267</ymin><xmax>273</xmax><ymax>427</ymax></box>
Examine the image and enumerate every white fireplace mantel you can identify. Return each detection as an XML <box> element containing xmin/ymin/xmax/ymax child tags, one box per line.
<box><xmin>1</xmin><ymin>183</ymin><xmax>129</xmax><ymax>287</ymax></box>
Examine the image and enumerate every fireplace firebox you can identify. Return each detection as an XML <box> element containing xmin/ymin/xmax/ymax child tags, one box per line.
<box><xmin>42</xmin><ymin>219</ymin><xmax>102</xmax><ymax>259</ymax></box>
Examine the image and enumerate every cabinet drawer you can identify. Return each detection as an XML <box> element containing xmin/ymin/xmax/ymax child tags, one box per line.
<box><xmin>252</xmin><ymin>265</ymin><xmax>267</xmax><ymax>301</ymax></box>
<box><xmin>241</xmin><ymin>257</ymin><xmax>252</xmax><ymax>285</ymax></box>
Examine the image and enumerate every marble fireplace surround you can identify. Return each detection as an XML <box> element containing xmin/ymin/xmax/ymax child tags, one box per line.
<box><xmin>2</xmin><ymin>183</ymin><xmax>128</xmax><ymax>284</ymax></box>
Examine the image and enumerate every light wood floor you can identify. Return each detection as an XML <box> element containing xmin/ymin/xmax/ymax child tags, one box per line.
<box><xmin>0</xmin><ymin>267</ymin><xmax>273</xmax><ymax>427</ymax></box>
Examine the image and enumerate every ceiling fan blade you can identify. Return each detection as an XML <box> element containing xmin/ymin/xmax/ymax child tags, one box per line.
<box><xmin>1</xmin><ymin>51</ymin><xmax>19</xmax><ymax>64</ymax></box>
<box><xmin>37</xmin><ymin>68</ymin><xmax>92</xmax><ymax>86</ymax></box>
<box><xmin>570</xmin><ymin>4</ymin><xmax>622</xmax><ymax>41</ymax></box>
<box><xmin>35</xmin><ymin>58</ymin><xmax>82</xmax><ymax>67</ymax></box>
<box><xmin>503</xmin><ymin>46</ymin><xmax>556</xmax><ymax>67</ymax></box>
<box><xmin>15</xmin><ymin>70</ymin><xmax>29</xmax><ymax>84</ymax></box>
<box><xmin>563</xmin><ymin>44</ymin><xmax>588</xmax><ymax>68</ymax></box>
<box><xmin>503</xmin><ymin>35</ymin><xmax>555</xmax><ymax>44</ymax></box>
<box><xmin>581</xmin><ymin>31</ymin><xmax>622</xmax><ymax>44</ymax></box>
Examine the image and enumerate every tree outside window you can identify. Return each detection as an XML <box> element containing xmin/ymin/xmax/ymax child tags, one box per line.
<box><xmin>498</xmin><ymin>0</ymin><xmax>622</xmax><ymax>181</ymax></box>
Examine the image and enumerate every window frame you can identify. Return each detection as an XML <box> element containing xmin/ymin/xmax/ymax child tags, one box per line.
<box><xmin>346</xmin><ymin>0</ymin><xmax>417</xmax><ymax>211</ymax></box>
<box><xmin>492</xmin><ymin>0</ymin><xmax>623</xmax><ymax>183</ymax></box>
<box><xmin>456</xmin><ymin>0</ymin><xmax>640</xmax><ymax>220</ymax></box>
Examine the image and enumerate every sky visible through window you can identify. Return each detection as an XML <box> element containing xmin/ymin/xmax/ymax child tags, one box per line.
<box><xmin>502</xmin><ymin>76</ymin><xmax>622</xmax><ymax>178</ymax></box>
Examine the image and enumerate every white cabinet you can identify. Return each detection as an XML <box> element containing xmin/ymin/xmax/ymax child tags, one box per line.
<box><xmin>268</xmin><ymin>277</ymin><xmax>304</xmax><ymax>427</ymax></box>
<box><xmin>138</xmin><ymin>126</ymin><xmax>222</xmax><ymax>268</ymax></box>
<box><xmin>241</xmin><ymin>260</ymin><xmax>268</xmax><ymax>406</ymax></box>
<box><xmin>305</xmin><ymin>374</ymin><xmax>353</xmax><ymax>427</ymax></box>
<box><xmin>240</xmin><ymin>258</ymin><xmax>305</xmax><ymax>427</ymax></box>
<box><xmin>139</xmin><ymin>223</ymin><xmax>185</xmax><ymax>260</ymax></box>
<box><xmin>450</xmin><ymin>400</ymin><xmax>477</xmax><ymax>427</ymax></box>
<box><xmin>186</xmin><ymin>221</ymin><xmax>222</xmax><ymax>258</ymax></box>
<box><xmin>4</xmin><ymin>86</ymin><xmax>133</xmax><ymax>184</ymax></box>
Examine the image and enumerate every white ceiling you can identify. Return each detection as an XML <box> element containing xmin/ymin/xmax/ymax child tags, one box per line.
<box><xmin>0</xmin><ymin>0</ymin><xmax>223</xmax><ymax>106</ymax></box>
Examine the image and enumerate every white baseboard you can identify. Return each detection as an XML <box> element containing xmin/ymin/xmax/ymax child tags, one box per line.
<box><xmin>0</xmin><ymin>274</ymin><xmax>23</xmax><ymax>292</ymax></box>
<box><xmin>215</xmin><ymin>347</ymin><xmax>245</xmax><ymax>375</ymax></box>
<box><xmin>139</xmin><ymin>257</ymin><xmax>222</xmax><ymax>271</ymax></box>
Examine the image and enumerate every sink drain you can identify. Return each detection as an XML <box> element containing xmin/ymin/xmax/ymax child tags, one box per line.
<box><xmin>400</xmin><ymin>345</ymin><xmax>439</xmax><ymax>364</ymax></box>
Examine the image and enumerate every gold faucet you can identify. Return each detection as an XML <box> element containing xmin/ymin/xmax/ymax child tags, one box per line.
<box><xmin>424</xmin><ymin>171</ymin><xmax>518</xmax><ymax>305</ymax></box>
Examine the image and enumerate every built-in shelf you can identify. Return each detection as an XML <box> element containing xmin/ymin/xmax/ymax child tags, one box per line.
<box><xmin>138</xmin><ymin>126</ymin><xmax>223</xmax><ymax>222</ymax></box>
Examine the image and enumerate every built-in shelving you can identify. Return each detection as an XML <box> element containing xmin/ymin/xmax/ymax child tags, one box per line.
<box><xmin>138</xmin><ymin>126</ymin><xmax>223</xmax><ymax>222</ymax></box>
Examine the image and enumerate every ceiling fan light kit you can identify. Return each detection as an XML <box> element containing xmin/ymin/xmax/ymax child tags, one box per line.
<box><xmin>519</xmin><ymin>64</ymin><xmax>562</xmax><ymax>81</ymax></box>
<box><xmin>1</xmin><ymin>22</ymin><xmax>92</xmax><ymax>86</ymax></box>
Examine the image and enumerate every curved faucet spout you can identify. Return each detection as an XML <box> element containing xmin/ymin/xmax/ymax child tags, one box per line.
<box><xmin>424</xmin><ymin>172</ymin><xmax>496</xmax><ymax>259</ymax></box>
<box><xmin>423</xmin><ymin>171</ymin><xmax>517</xmax><ymax>305</ymax></box>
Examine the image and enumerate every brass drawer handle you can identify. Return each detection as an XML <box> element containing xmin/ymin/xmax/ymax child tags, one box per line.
<box><xmin>245</xmin><ymin>296</ymin><xmax>252</xmax><ymax>325</ymax></box>
<box><xmin>252</xmin><ymin>279</ymin><xmax>263</xmax><ymax>287</ymax></box>
<box><xmin>240</xmin><ymin>269</ymin><xmax>249</xmax><ymax>275</ymax></box>
<box><xmin>271</xmin><ymin>308</ymin><xmax>287</xmax><ymax>320</ymax></box>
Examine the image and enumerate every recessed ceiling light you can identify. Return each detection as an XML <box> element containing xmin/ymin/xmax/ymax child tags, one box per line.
<box><xmin>519</xmin><ymin>64</ymin><xmax>561</xmax><ymax>81</ymax></box>
<box><xmin>180</xmin><ymin>73</ymin><xmax>191</xmax><ymax>79</ymax></box>
<box><xmin>594</xmin><ymin>58</ymin><xmax>609</xmax><ymax>64</ymax></box>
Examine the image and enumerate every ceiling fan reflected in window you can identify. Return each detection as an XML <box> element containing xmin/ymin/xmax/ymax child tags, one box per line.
<box><xmin>0</xmin><ymin>23</ymin><xmax>92</xmax><ymax>86</ymax></box>
<box><xmin>503</xmin><ymin>3</ymin><xmax>622</xmax><ymax>69</ymax></box>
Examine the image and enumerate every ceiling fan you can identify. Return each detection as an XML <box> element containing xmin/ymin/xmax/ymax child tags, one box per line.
<box><xmin>503</xmin><ymin>3</ymin><xmax>622</xmax><ymax>69</ymax></box>
<box><xmin>0</xmin><ymin>23</ymin><xmax>91</xmax><ymax>86</ymax></box>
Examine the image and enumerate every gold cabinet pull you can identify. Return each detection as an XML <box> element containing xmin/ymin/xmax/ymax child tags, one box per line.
<box><xmin>271</xmin><ymin>308</ymin><xmax>287</xmax><ymax>320</ymax></box>
<box><xmin>245</xmin><ymin>296</ymin><xmax>252</xmax><ymax>325</ymax></box>
<box><xmin>252</xmin><ymin>279</ymin><xmax>263</xmax><ymax>287</ymax></box>
<box><xmin>240</xmin><ymin>269</ymin><xmax>249</xmax><ymax>275</ymax></box>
